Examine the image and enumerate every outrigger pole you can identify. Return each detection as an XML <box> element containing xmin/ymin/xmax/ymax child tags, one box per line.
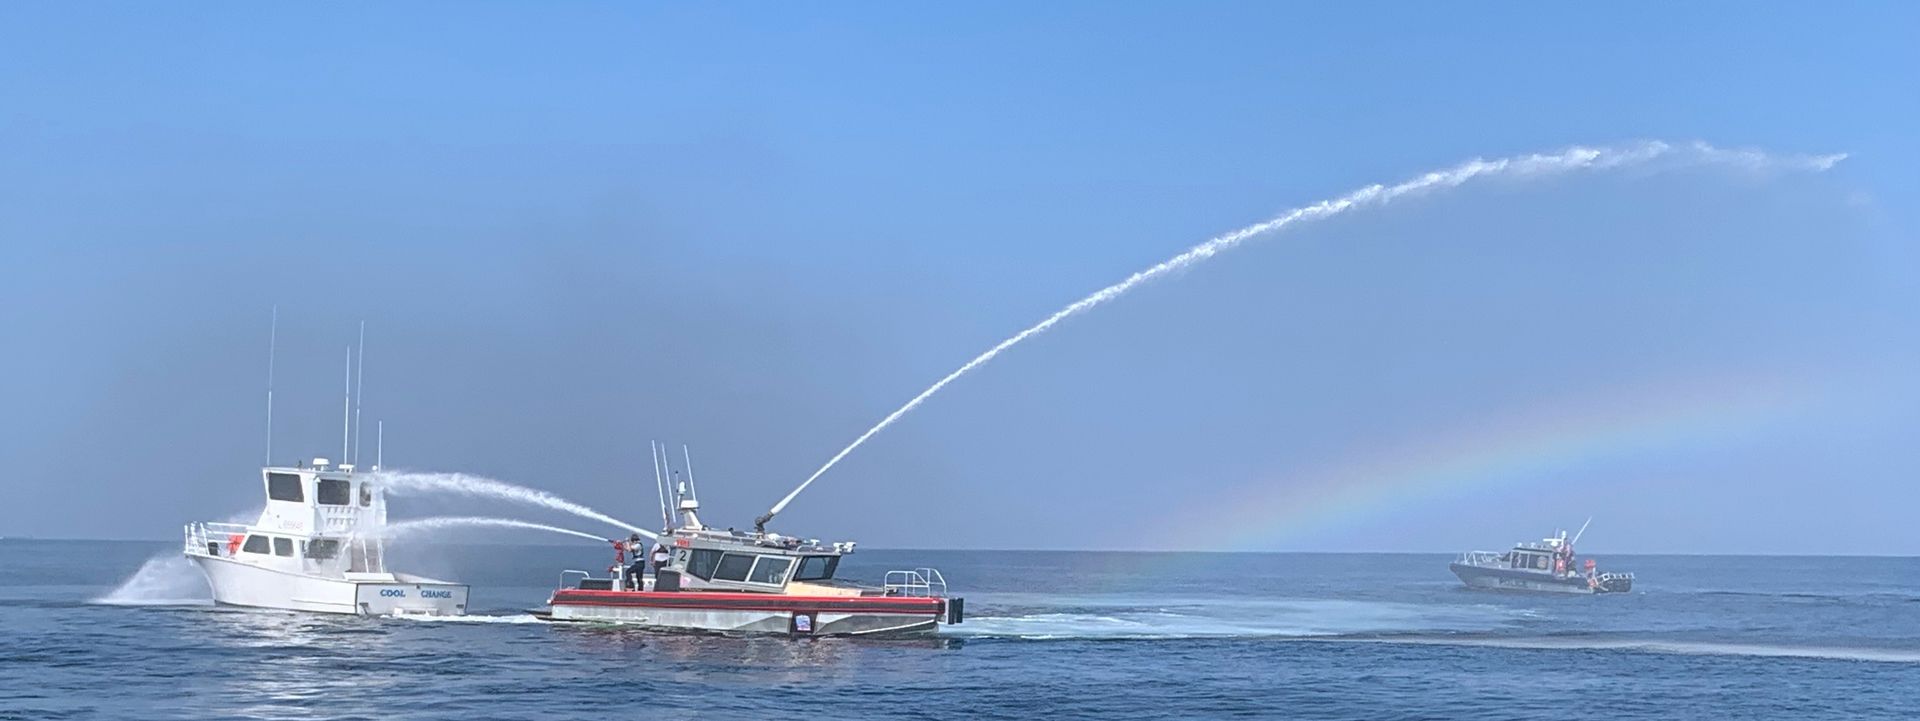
<box><xmin>341</xmin><ymin>346</ymin><xmax>352</xmax><ymax>463</ymax></box>
<box><xmin>651</xmin><ymin>441</ymin><xmax>670</xmax><ymax>531</ymax></box>
<box><xmin>353</xmin><ymin>321</ymin><xmax>365</xmax><ymax>466</ymax></box>
<box><xmin>265</xmin><ymin>306</ymin><xmax>277</xmax><ymax>465</ymax></box>
<box><xmin>682</xmin><ymin>444</ymin><xmax>699</xmax><ymax>505</ymax></box>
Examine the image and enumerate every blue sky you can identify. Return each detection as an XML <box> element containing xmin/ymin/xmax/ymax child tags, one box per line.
<box><xmin>2</xmin><ymin>3</ymin><xmax>1915</xmax><ymax>552</ymax></box>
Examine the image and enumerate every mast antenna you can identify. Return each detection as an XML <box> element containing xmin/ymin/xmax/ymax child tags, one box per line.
<box><xmin>341</xmin><ymin>345</ymin><xmax>352</xmax><ymax>464</ymax></box>
<box><xmin>682</xmin><ymin>444</ymin><xmax>699</xmax><ymax>503</ymax></box>
<box><xmin>1571</xmin><ymin>516</ymin><xmax>1594</xmax><ymax>547</ymax></box>
<box><xmin>353</xmin><ymin>321</ymin><xmax>365</xmax><ymax>466</ymax></box>
<box><xmin>376</xmin><ymin>420</ymin><xmax>384</xmax><ymax>470</ymax></box>
<box><xmin>265</xmin><ymin>305</ymin><xmax>277</xmax><ymax>465</ymax></box>
<box><xmin>651</xmin><ymin>441</ymin><xmax>669</xmax><ymax>530</ymax></box>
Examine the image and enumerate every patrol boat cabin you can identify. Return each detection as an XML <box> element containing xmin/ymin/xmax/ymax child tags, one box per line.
<box><xmin>183</xmin><ymin>459</ymin><xmax>469</xmax><ymax>615</ymax></box>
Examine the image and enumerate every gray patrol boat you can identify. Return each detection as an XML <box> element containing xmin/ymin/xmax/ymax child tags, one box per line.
<box><xmin>1449</xmin><ymin>521</ymin><xmax>1633</xmax><ymax>595</ymax></box>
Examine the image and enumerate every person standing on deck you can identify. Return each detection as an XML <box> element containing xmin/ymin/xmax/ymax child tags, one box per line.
<box><xmin>651</xmin><ymin>542</ymin><xmax>671</xmax><ymax>574</ymax></box>
<box><xmin>623</xmin><ymin>534</ymin><xmax>648</xmax><ymax>590</ymax></box>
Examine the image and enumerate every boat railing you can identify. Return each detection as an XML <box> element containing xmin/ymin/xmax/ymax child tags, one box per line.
<box><xmin>558</xmin><ymin>569</ymin><xmax>595</xmax><ymax>590</ymax></box>
<box><xmin>884</xmin><ymin>568</ymin><xmax>948</xmax><ymax>598</ymax></box>
<box><xmin>184</xmin><ymin>521</ymin><xmax>253</xmax><ymax>557</ymax></box>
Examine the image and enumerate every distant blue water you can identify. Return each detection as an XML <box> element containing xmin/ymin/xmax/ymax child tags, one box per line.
<box><xmin>4</xmin><ymin>540</ymin><xmax>1918</xmax><ymax>720</ymax></box>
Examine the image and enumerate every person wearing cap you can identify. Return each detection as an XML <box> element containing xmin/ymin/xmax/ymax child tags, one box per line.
<box><xmin>624</xmin><ymin>533</ymin><xmax>648</xmax><ymax>590</ymax></box>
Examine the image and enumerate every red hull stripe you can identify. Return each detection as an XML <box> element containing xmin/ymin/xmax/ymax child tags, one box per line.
<box><xmin>549</xmin><ymin>590</ymin><xmax>943</xmax><ymax>615</ymax></box>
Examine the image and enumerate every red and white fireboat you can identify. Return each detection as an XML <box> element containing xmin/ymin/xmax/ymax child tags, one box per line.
<box><xmin>539</xmin><ymin>476</ymin><xmax>963</xmax><ymax>637</ymax></box>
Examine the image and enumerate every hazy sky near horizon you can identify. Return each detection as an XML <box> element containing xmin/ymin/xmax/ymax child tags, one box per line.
<box><xmin>3</xmin><ymin>4</ymin><xmax>1916</xmax><ymax>553</ymax></box>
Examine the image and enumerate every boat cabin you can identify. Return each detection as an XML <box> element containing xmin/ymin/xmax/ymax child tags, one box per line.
<box><xmin>664</xmin><ymin>530</ymin><xmax>848</xmax><ymax>592</ymax></box>
<box><xmin>579</xmin><ymin>526</ymin><xmax>864</xmax><ymax>597</ymax></box>
<box><xmin>570</xmin><ymin>477</ymin><xmax>949</xmax><ymax>604</ymax></box>
<box><xmin>1493</xmin><ymin>533</ymin><xmax>1580</xmax><ymax>576</ymax></box>
<box><xmin>184</xmin><ymin>460</ymin><xmax>392</xmax><ymax>577</ymax></box>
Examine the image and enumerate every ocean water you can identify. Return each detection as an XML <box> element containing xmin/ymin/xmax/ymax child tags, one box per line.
<box><xmin>3</xmin><ymin>540</ymin><xmax>1917</xmax><ymax>720</ymax></box>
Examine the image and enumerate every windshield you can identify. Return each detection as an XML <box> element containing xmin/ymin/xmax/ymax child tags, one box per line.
<box><xmin>793</xmin><ymin>555</ymin><xmax>839</xmax><ymax>581</ymax></box>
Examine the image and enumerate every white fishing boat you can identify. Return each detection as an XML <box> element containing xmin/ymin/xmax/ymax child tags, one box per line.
<box><xmin>184</xmin><ymin>459</ymin><xmax>469</xmax><ymax>615</ymax></box>
<box><xmin>181</xmin><ymin>316</ymin><xmax>466</xmax><ymax>615</ymax></box>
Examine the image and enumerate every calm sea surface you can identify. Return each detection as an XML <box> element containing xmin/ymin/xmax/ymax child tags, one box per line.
<box><xmin>3</xmin><ymin>540</ymin><xmax>1917</xmax><ymax>720</ymax></box>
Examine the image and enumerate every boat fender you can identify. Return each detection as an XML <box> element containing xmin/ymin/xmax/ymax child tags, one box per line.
<box><xmin>226</xmin><ymin>534</ymin><xmax>243</xmax><ymax>555</ymax></box>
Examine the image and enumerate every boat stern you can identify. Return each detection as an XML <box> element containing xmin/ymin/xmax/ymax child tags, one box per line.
<box><xmin>351</xmin><ymin>574</ymin><xmax>469</xmax><ymax>616</ymax></box>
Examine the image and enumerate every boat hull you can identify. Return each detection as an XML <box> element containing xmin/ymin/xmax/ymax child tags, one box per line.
<box><xmin>546</xmin><ymin>589</ymin><xmax>946</xmax><ymax>636</ymax></box>
<box><xmin>1449</xmin><ymin>563</ymin><xmax>1598</xmax><ymax>595</ymax></box>
<box><xmin>189</xmin><ymin>555</ymin><xmax>469</xmax><ymax>616</ymax></box>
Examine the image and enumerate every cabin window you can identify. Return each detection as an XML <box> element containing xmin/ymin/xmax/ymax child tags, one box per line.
<box><xmin>794</xmin><ymin>555</ymin><xmax>839</xmax><ymax>581</ymax></box>
<box><xmin>360</xmin><ymin>485</ymin><xmax>373</xmax><ymax>507</ymax></box>
<box><xmin>242</xmin><ymin>535</ymin><xmax>270</xmax><ymax>554</ymax></box>
<box><xmin>1532</xmin><ymin>555</ymin><xmax>1550</xmax><ymax>570</ymax></box>
<box><xmin>748</xmin><ymin>557</ymin><xmax>793</xmax><ymax>585</ymax></box>
<box><xmin>316</xmin><ymin>479</ymin><xmax>351</xmax><ymax>505</ymax></box>
<box><xmin>272</xmin><ymin>538</ymin><xmax>294</xmax><ymax>557</ymax></box>
<box><xmin>267</xmin><ymin>473</ymin><xmax>304</xmax><ymax>502</ymax></box>
<box><xmin>686</xmin><ymin>549</ymin><xmax>723</xmax><ymax>580</ymax></box>
<box><xmin>306</xmin><ymin>539</ymin><xmax>341</xmax><ymax>560</ymax></box>
<box><xmin>713</xmin><ymin>553</ymin><xmax>757</xmax><ymax>582</ymax></box>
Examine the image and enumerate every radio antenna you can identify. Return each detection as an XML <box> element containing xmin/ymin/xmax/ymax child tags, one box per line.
<box><xmin>341</xmin><ymin>346</ymin><xmax>352</xmax><ymax>464</ymax></box>
<box><xmin>682</xmin><ymin>444</ymin><xmax>700</xmax><ymax>503</ymax></box>
<box><xmin>1571</xmin><ymin>516</ymin><xmax>1594</xmax><ymax>547</ymax></box>
<box><xmin>265</xmin><ymin>305</ymin><xmax>277</xmax><ymax>465</ymax></box>
<box><xmin>352</xmin><ymin>321</ymin><xmax>365</xmax><ymax>466</ymax></box>
<box><xmin>651</xmin><ymin>441</ymin><xmax>670</xmax><ymax>530</ymax></box>
<box><xmin>376</xmin><ymin>420</ymin><xmax>384</xmax><ymax>470</ymax></box>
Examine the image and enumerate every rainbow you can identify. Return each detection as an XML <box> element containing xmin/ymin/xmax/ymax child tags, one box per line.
<box><xmin>1165</xmin><ymin>371</ymin><xmax>1818</xmax><ymax>549</ymax></box>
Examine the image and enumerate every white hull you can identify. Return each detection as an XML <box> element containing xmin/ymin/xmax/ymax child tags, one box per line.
<box><xmin>190</xmin><ymin>555</ymin><xmax>469</xmax><ymax>616</ymax></box>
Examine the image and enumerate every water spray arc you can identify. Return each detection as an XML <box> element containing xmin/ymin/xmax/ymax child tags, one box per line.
<box><xmin>757</xmin><ymin>140</ymin><xmax>1847</xmax><ymax>530</ymax></box>
<box><xmin>373</xmin><ymin>471</ymin><xmax>657</xmax><ymax>540</ymax></box>
<box><xmin>384</xmin><ymin>516</ymin><xmax>606</xmax><ymax>543</ymax></box>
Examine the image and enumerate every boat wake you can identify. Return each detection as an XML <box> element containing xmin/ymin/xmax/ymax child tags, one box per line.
<box><xmin>91</xmin><ymin>555</ymin><xmax>212</xmax><ymax>607</ymax></box>
<box><xmin>391</xmin><ymin>613</ymin><xmax>543</xmax><ymax>624</ymax></box>
<box><xmin>955</xmin><ymin>602</ymin><xmax>1920</xmax><ymax>663</ymax></box>
<box><xmin>952</xmin><ymin>597</ymin><xmax>1527</xmax><ymax>640</ymax></box>
<box><xmin>1347</xmin><ymin>634</ymin><xmax>1920</xmax><ymax>664</ymax></box>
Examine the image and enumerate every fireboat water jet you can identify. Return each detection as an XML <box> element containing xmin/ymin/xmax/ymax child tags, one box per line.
<box><xmin>760</xmin><ymin>141</ymin><xmax>1846</xmax><ymax>530</ymax></box>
